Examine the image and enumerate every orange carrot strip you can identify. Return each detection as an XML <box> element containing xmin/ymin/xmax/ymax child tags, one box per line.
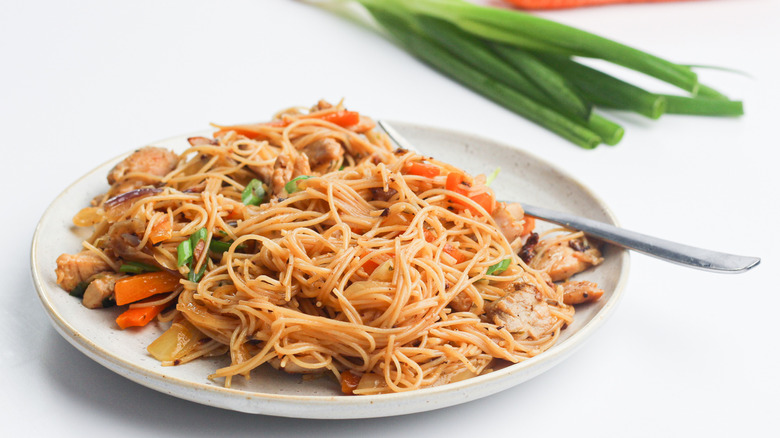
<box><xmin>443</xmin><ymin>243</ymin><xmax>467</xmax><ymax>264</ymax></box>
<box><xmin>521</xmin><ymin>215</ymin><xmax>536</xmax><ymax>236</ymax></box>
<box><xmin>466</xmin><ymin>192</ymin><xmax>495</xmax><ymax>215</ymax></box>
<box><xmin>114</xmin><ymin>271</ymin><xmax>180</xmax><ymax>306</ymax></box>
<box><xmin>505</xmin><ymin>0</ymin><xmax>683</xmax><ymax>10</ymax></box>
<box><xmin>445</xmin><ymin>172</ymin><xmax>469</xmax><ymax>196</ymax></box>
<box><xmin>446</xmin><ymin>172</ymin><xmax>494</xmax><ymax>215</ymax></box>
<box><xmin>362</xmin><ymin>252</ymin><xmax>393</xmax><ymax>275</ymax></box>
<box><xmin>149</xmin><ymin>214</ymin><xmax>172</xmax><ymax>244</ymax></box>
<box><xmin>214</xmin><ymin>110</ymin><xmax>360</xmax><ymax>139</ymax></box>
<box><xmin>405</xmin><ymin>162</ymin><xmax>441</xmax><ymax>178</ymax></box>
<box><xmin>315</xmin><ymin>110</ymin><xmax>360</xmax><ymax>127</ymax></box>
<box><xmin>116</xmin><ymin>299</ymin><xmax>167</xmax><ymax>330</ymax></box>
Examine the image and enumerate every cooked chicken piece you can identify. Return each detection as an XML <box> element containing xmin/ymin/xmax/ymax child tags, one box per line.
<box><xmin>561</xmin><ymin>281</ymin><xmax>604</xmax><ymax>305</ymax></box>
<box><xmin>82</xmin><ymin>272</ymin><xmax>124</xmax><ymax>309</ymax></box>
<box><xmin>55</xmin><ymin>251</ymin><xmax>111</xmax><ymax>291</ymax></box>
<box><xmin>485</xmin><ymin>282</ymin><xmax>557</xmax><ymax>339</ymax></box>
<box><xmin>492</xmin><ymin>202</ymin><xmax>528</xmax><ymax>251</ymax></box>
<box><xmin>349</xmin><ymin>115</ymin><xmax>375</xmax><ymax>133</ymax></box>
<box><xmin>187</xmin><ymin>136</ymin><xmax>218</xmax><ymax>146</ymax></box>
<box><xmin>449</xmin><ymin>291</ymin><xmax>473</xmax><ymax>312</ymax></box>
<box><xmin>302</xmin><ymin>138</ymin><xmax>344</xmax><ymax>169</ymax></box>
<box><xmin>247</xmin><ymin>161</ymin><xmax>274</xmax><ymax>184</ymax></box>
<box><xmin>270</xmin><ymin>153</ymin><xmax>312</xmax><ymax>196</ymax></box>
<box><xmin>107</xmin><ymin>146</ymin><xmax>179</xmax><ymax>186</ymax></box>
<box><xmin>311</xmin><ymin>99</ymin><xmax>333</xmax><ymax>112</ymax></box>
<box><xmin>105</xmin><ymin>218</ymin><xmax>156</xmax><ymax>264</ymax></box>
<box><xmin>529</xmin><ymin>237</ymin><xmax>603</xmax><ymax>282</ymax></box>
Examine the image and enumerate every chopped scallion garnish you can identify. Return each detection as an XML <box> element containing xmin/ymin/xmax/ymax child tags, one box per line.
<box><xmin>242</xmin><ymin>178</ymin><xmax>266</xmax><ymax>206</ymax></box>
<box><xmin>284</xmin><ymin>175</ymin><xmax>313</xmax><ymax>194</ymax></box>
<box><xmin>190</xmin><ymin>227</ymin><xmax>207</xmax><ymax>247</ymax></box>
<box><xmin>485</xmin><ymin>167</ymin><xmax>501</xmax><ymax>186</ymax></box>
<box><xmin>486</xmin><ymin>258</ymin><xmax>511</xmax><ymax>275</ymax></box>
<box><xmin>69</xmin><ymin>281</ymin><xmax>88</xmax><ymax>298</ymax></box>
<box><xmin>119</xmin><ymin>261</ymin><xmax>160</xmax><ymax>274</ymax></box>
<box><xmin>188</xmin><ymin>264</ymin><xmax>207</xmax><ymax>282</ymax></box>
<box><xmin>177</xmin><ymin>239</ymin><xmax>193</xmax><ymax>267</ymax></box>
<box><xmin>209</xmin><ymin>239</ymin><xmax>246</xmax><ymax>253</ymax></box>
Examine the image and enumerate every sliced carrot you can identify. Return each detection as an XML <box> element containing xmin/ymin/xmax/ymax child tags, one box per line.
<box><xmin>214</xmin><ymin>111</ymin><xmax>360</xmax><ymax>139</ymax></box>
<box><xmin>521</xmin><ymin>215</ymin><xmax>536</xmax><ymax>236</ymax></box>
<box><xmin>114</xmin><ymin>271</ymin><xmax>181</xmax><ymax>306</ymax></box>
<box><xmin>465</xmin><ymin>192</ymin><xmax>495</xmax><ymax>215</ymax></box>
<box><xmin>443</xmin><ymin>243</ymin><xmax>466</xmax><ymax>264</ymax></box>
<box><xmin>445</xmin><ymin>172</ymin><xmax>469</xmax><ymax>196</ymax></box>
<box><xmin>362</xmin><ymin>252</ymin><xmax>393</xmax><ymax>275</ymax></box>
<box><xmin>405</xmin><ymin>162</ymin><xmax>441</xmax><ymax>178</ymax></box>
<box><xmin>446</xmin><ymin>172</ymin><xmax>494</xmax><ymax>215</ymax></box>
<box><xmin>149</xmin><ymin>214</ymin><xmax>172</xmax><ymax>244</ymax></box>
<box><xmin>116</xmin><ymin>298</ymin><xmax>168</xmax><ymax>329</ymax></box>
<box><xmin>315</xmin><ymin>110</ymin><xmax>360</xmax><ymax>127</ymax></box>
<box><xmin>504</xmin><ymin>0</ymin><xmax>681</xmax><ymax>9</ymax></box>
<box><xmin>423</xmin><ymin>229</ymin><xmax>436</xmax><ymax>243</ymax></box>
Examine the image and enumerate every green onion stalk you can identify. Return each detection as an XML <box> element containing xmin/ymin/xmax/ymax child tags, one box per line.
<box><xmin>314</xmin><ymin>0</ymin><xmax>743</xmax><ymax>148</ymax></box>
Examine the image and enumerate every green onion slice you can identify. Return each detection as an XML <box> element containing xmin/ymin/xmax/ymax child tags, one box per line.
<box><xmin>242</xmin><ymin>179</ymin><xmax>266</xmax><ymax>206</ymax></box>
<box><xmin>177</xmin><ymin>239</ymin><xmax>193</xmax><ymax>267</ymax></box>
<box><xmin>69</xmin><ymin>281</ymin><xmax>89</xmax><ymax>298</ymax></box>
<box><xmin>486</xmin><ymin>258</ymin><xmax>511</xmax><ymax>275</ymax></box>
<box><xmin>190</xmin><ymin>227</ymin><xmax>207</xmax><ymax>247</ymax></box>
<box><xmin>188</xmin><ymin>264</ymin><xmax>207</xmax><ymax>283</ymax></box>
<box><xmin>485</xmin><ymin>167</ymin><xmax>501</xmax><ymax>186</ymax></box>
<box><xmin>209</xmin><ymin>239</ymin><xmax>246</xmax><ymax>253</ymax></box>
<box><xmin>284</xmin><ymin>175</ymin><xmax>313</xmax><ymax>194</ymax></box>
<box><xmin>119</xmin><ymin>261</ymin><xmax>160</xmax><ymax>274</ymax></box>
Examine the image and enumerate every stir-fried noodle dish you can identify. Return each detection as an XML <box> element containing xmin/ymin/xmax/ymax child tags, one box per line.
<box><xmin>55</xmin><ymin>100</ymin><xmax>606</xmax><ymax>394</ymax></box>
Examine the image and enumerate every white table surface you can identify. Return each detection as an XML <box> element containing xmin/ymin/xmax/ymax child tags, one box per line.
<box><xmin>2</xmin><ymin>0</ymin><xmax>778</xmax><ymax>436</ymax></box>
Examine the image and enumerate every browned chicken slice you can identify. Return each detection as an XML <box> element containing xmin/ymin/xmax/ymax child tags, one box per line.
<box><xmin>82</xmin><ymin>272</ymin><xmax>125</xmax><ymax>309</ymax></box>
<box><xmin>561</xmin><ymin>281</ymin><xmax>604</xmax><ymax>305</ymax></box>
<box><xmin>107</xmin><ymin>146</ymin><xmax>179</xmax><ymax>186</ymax></box>
<box><xmin>529</xmin><ymin>237</ymin><xmax>603</xmax><ymax>282</ymax></box>
<box><xmin>492</xmin><ymin>202</ymin><xmax>528</xmax><ymax>251</ymax></box>
<box><xmin>104</xmin><ymin>218</ymin><xmax>157</xmax><ymax>264</ymax></box>
<box><xmin>349</xmin><ymin>115</ymin><xmax>375</xmax><ymax>134</ymax></box>
<box><xmin>270</xmin><ymin>153</ymin><xmax>312</xmax><ymax>196</ymax></box>
<box><xmin>55</xmin><ymin>251</ymin><xmax>111</xmax><ymax>291</ymax></box>
<box><xmin>302</xmin><ymin>138</ymin><xmax>344</xmax><ymax>169</ymax></box>
<box><xmin>187</xmin><ymin>136</ymin><xmax>218</xmax><ymax>146</ymax></box>
<box><xmin>485</xmin><ymin>283</ymin><xmax>558</xmax><ymax>339</ymax></box>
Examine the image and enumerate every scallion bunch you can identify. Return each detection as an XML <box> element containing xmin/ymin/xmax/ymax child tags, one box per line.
<box><xmin>324</xmin><ymin>0</ymin><xmax>743</xmax><ymax>148</ymax></box>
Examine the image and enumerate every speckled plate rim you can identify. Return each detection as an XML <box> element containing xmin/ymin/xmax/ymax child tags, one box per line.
<box><xmin>31</xmin><ymin>121</ymin><xmax>630</xmax><ymax>419</ymax></box>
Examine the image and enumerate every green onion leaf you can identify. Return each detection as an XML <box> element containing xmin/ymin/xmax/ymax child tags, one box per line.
<box><xmin>209</xmin><ymin>239</ymin><xmax>246</xmax><ymax>253</ymax></box>
<box><xmin>177</xmin><ymin>239</ymin><xmax>193</xmax><ymax>267</ymax></box>
<box><xmin>284</xmin><ymin>175</ymin><xmax>313</xmax><ymax>194</ymax></box>
<box><xmin>190</xmin><ymin>227</ymin><xmax>207</xmax><ymax>247</ymax></box>
<box><xmin>486</xmin><ymin>258</ymin><xmax>511</xmax><ymax>275</ymax></box>
<box><xmin>101</xmin><ymin>296</ymin><xmax>116</xmax><ymax>308</ymax></box>
<box><xmin>119</xmin><ymin>261</ymin><xmax>160</xmax><ymax>274</ymax></box>
<box><xmin>69</xmin><ymin>281</ymin><xmax>89</xmax><ymax>298</ymax></box>
<box><xmin>242</xmin><ymin>178</ymin><xmax>266</xmax><ymax>206</ymax></box>
<box><xmin>485</xmin><ymin>167</ymin><xmax>500</xmax><ymax>186</ymax></box>
<box><xmin>188</xmin><ymin>264</ymin><xmax>207</xmax><ymax>283</ymax></box>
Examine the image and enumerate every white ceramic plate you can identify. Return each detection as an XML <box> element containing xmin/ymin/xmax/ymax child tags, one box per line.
<box><xmin>31</xmin><ymin>122</ymin><xmax>629</xmax><ymax>419</ymax></box>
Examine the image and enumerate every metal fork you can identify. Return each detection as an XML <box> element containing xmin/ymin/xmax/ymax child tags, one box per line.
<box><xmin>377</xmin><ymin>120</ymin><xmax>760</xmax><ymax>273</ymax></box>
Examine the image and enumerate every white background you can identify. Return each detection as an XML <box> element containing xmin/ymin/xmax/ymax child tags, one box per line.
<box><xmin>2</xmin><ymin>0</ymin><xmax>778</xmax><ymax>436</ymax></box>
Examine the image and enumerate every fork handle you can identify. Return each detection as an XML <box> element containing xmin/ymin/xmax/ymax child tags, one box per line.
<box><xmin>521</xmin><ymin>204</ymin><xmax>760</xmax><ymax>273</ymax></box>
